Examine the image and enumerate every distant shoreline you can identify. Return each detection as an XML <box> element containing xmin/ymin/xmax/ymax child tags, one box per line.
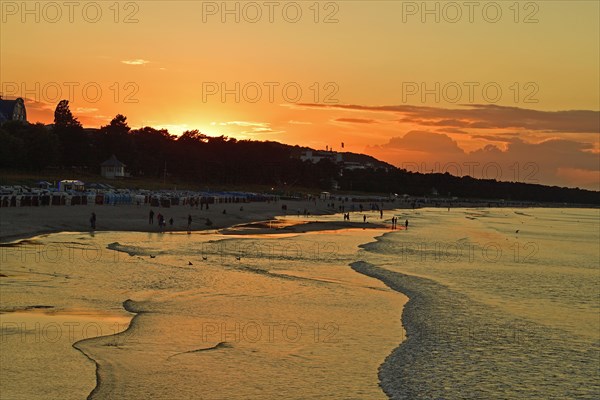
<box><xmin>0</xmin><ymin>199</ymin><xmax>392</xmax><ymax>243</ymax></box>
<box><xmin>1</xmin><ymin>201</ymin><xmax>597</xmax><ymax>244</ymax></box>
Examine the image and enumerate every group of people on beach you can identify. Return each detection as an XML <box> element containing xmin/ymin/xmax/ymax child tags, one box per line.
<box><xmin>390</xmin><ymin>217</ymin><xmax>408</xmax><ymax>230</ymax></box>
<box><xmin>147</xmin><ymin>209</ymin><xmax>214</xmax><ymax>232</ymax></box>
<box><xmin>297</xmin><ymin>209</ymin><xmax>311</xmax><ymax>217</ymax></box>
<box><xmin>189</xmin><ymin>198</ymin><xmax>209</xmax><ymax>210</ymax></box>
<box><xmin>148</xmin><ymin>210</ymin><xmax>171</xmax><ymax>231</ymax></box>
<box><xmin>88</xmin><ymin>202</ymin><xmax>411</xmax><ymax>234</ymax></box>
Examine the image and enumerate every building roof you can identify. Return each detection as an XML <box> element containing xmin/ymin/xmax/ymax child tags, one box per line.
<box><xmin>59</xmin><ymin>180</ymin><xmax>85</xmax><ymax>185</ymax></box>
<box><xmin>101</xmin><ymin>154</ymin><xmax>126</xmax><ymax>167</ymax></box>
<box><xmin>0</xmin><ymin>98</ymin><xmax>26</xmax><ymax>122</ymax></box>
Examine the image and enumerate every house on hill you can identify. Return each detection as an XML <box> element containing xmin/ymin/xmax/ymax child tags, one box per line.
<box><xmin>0</xmin><ymin>97</ymin><xmax>27</xmax><ymax>123</ymax></box>
<box><xmin>101</xmin><ymin>155</ymin><xmax>126</xmax><ymax>179</ymax></box>
<box><xmin>300</xmin><ymin>150</ymin><xmax>343</xmax><ymax>164</ymax></box>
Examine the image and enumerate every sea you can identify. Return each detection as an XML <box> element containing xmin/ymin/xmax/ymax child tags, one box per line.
<box><xmin>0</xmin><ymin>207</ymin><xmax>598</xmax><ymax>399</ymax></box>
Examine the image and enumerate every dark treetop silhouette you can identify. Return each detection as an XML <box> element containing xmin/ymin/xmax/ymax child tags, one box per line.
<box><xmin>0</xmin><ymin>100</ymin><xmax>597</xmax><ymax>205</ymax></box>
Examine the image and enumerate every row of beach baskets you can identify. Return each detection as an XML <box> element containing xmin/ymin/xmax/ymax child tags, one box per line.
<box><xmin>0</xmin><ymin>193</ymin><xmax>276</xmax><ymax>208</ymax></box>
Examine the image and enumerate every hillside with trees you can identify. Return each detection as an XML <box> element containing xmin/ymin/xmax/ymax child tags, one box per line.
<box><xmin>0</xmin><ymin>100</ymin><xmax>598</xmax><ymax>205</ymax></box>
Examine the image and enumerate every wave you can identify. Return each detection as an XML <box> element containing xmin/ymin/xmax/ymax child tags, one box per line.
<box><xmin>350</xmin><ymin>261</ymin><xmax>600</xmax><ymax>400</ymax></box>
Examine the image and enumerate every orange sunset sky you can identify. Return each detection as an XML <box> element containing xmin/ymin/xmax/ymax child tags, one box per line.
<box><xmin>1</xmin><ymin>1</ymin><xmax>599</xmax><ymax>189</ymax></box>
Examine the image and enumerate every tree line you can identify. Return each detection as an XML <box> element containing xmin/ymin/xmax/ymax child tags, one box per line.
<box><xmin>0</xmin><ymin>100</ymin><xmax>597</xmax><ymax>204</ymax></box>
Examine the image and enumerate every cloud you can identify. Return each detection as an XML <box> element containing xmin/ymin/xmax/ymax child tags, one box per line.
<box><xmin>121</xmin><ymin>59</ymin><xmax>151</xmax><ymax>65</ymax></box>
<box><xmin>369</xmin><ymin>133</ymin><xmax>599</xmax><ymax>189</ymax></box>
<box><xmin>556</xmin><ymin>168</ymin><xmax>600</xmax><ymax>191</ymax></box>
<box><xmin>22</xmin><ymin>98</ymin><xmax>54</xmax><ymax>111</ymax></box>
<box><xmin>248</xmin><ymin>127</ymin><xmax>282</xmax><ymax>134</ymax></box>
<box><xmin>470</xmin><ymin>138</ymin><xmax>598</xmax><ymax>171</ymax></box>
<box><xmin>334</xmin><ymin>118</ymin><xmax>377</xmax><ymax>124</ymax></box>
<box><xmin>288</xmin><ymin>120</ymin><xmax>312</xmax><ymax>125</ymax></box>
<box><xmin>75</xmin><ymin>107</ymin><xmax>99</xmax><ymax>114</ymax></box>
<box><xmin>436</xmin><ymin>128</ymin><xmax>469</xmax><ymax>134</ymax></box>
<box><xmin>218</xmin><ymin>121</ymin><xmax>284</xmax><ymax>136</ymax></box>
<box><xmin>297</xmin><ymin>103</ymin><xmax>600</xmax><ymax>133</ymax></box>
<box><xmin>221</xmin><ymin>121</ymin><xmax>269</xmax><ymax>128</ymax></box>
<box><xmin>378</xmin><ymin>131</ymin><xmax>464</xmax><ymax>154</ymax></box>
<box><xmin>470</xmin><ymin>134</ymin><xmax>519</xmax><ymax>143</ymax></box>
<box><xmin>400</xmin><ymin>118</ymin><xmax>472</xmax><ymax>128</ymax></box>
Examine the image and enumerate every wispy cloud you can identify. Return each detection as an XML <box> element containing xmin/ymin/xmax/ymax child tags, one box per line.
<box><xmin>221</xmin><ymin>121</ymin><xmax>269</xmax><ymax>128</ymax></box>
<box><xmin>23</xmin><ymin>98</ymin><xmax>54</xmax><ymax>111</ymax></box>
<box><xmin>436</xmin><ymin>128</ymin><xmax>469</xmax><ymax>134</ymax></box>
<box><xmin>471</xmin><ymin>134</ymin><xmax>520</xmax><ymax>143</ymax></box>
<box><xmin>75</xmin><ymin>107</ymin><xmax>99</xmax><ymax>114</ymax></box>
<box><xmin>251</xmin><ymin>127</ymin><xmax>279</xmax><ymax>133</ymax></box>
<box><xmin>121</xmin><ymin>59</ymin><xmax>151</xmax><ymax>65</ymax></box>
<box><xmin>288</xmin><ymin>120</ymin><xmax>312</xmax><ymax>125</ymax></box>
<box><xmin>334</xmin><ymin>118</ymin><xmax>377</xmax><ymax>124</ymax></box>
<box><xmin>218</xmin><ymin>121</ymin><xmax>284</xmax><ymax>136</ymax></box>
<box><xmin>297</xmin><ymin>103</ymin><xmax>600</xmax><ymax>134</ymax></box>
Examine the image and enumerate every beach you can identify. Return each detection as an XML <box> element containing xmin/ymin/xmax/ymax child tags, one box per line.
<box><xmin>0</xmin><ymin>199</ymin><xmax>394</xmax><ymax>242</ymax></box>
<box><xmin>0</xmin><ymin>201</ymin><xmax>405</xmax><ymax>399</ymax></box>
<box><xmin>4</xmin><ymin>0</ymin><xmax>598</xmax><ymax>397</ymax></box>
<box><xmin>1</xmin><ymin>205</ymin><xmax>599</xmax><ymax>399</ymax></box>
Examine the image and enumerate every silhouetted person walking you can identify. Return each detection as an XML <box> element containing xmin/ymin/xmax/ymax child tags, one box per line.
<box><xmin>149</xmin><ymin>210</ymin><xmax>154</xmax><ymax>224</ymax></box>
<box><xmin>90</xmin><ymin>212</ymin><xmax>96</xmax><ymax>230</ymax></box>
<box><xmin>405</xmin><ymin>219</ymin><xmax>409</xmax><ymax>230</ymax></box>
<box><xmin>157</xmin><ymin>213</ymin><xmax>164</xmax><ymax>231</ymax></box>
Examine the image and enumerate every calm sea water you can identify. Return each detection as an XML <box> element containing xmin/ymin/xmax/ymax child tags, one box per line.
<box><xmin>1</xmin><ymin>208</ymin><xmax>598</xmax><ymax>399</ymax></box>
<box><xmin>355</xmin><ymin>207</ymin><xmax>600</xmax><ymax>399</ymax></box>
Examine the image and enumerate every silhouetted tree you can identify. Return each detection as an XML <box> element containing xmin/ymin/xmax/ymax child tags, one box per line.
<box><xmin>106</xmin><ymin>114</ymin><xmax>130</xmax><ymax>133</ymax></box>
<box><xmin>54</xmin><ymin>100</ymin><xmax>81</xmax><ymax>128</ymax></box>
<box><xmin>52</xmin><ymin>100</ymin><xmax>87</xmax><ymax>166</ymax></box>
<box><xmin>98</xmin><ymin>114</ymin><xmax>134</xmax><ymax>165</ymax></box>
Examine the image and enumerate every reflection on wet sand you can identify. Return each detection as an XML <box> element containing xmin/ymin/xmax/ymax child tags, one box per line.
<box><xmin>0</xmin><ymin>225</ymin><xmax>405</xmax><ymax>399</ymax></box>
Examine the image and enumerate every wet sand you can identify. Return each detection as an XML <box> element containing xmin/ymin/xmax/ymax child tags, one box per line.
<box><xmin>0</xmin><ymin>225</ymin><xmax>407</xmax><ymax>399</ymax></box>
<box><xmin>0</xmin><ymin>199</ymin><xmax>395</xmax><ymax>243</ymax></box>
